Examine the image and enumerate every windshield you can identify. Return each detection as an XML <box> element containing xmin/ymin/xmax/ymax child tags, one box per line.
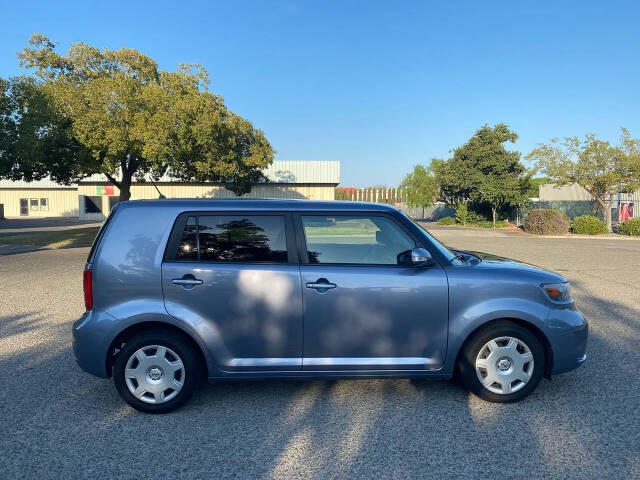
<box><xmin>399</xmin><ymin>211</ymin><xmax>458</xmax><ymax>263</ymax></box>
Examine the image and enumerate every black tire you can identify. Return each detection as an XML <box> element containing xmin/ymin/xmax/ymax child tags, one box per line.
<box><xmin>457</xmin><ymin>320</ymin><xmax>545</xmax><ymax>403</ymax></box>
<box><xmin>113</xmin><ymin>329</ymin><xmax>203</xmax><ymax>413</ymax></box>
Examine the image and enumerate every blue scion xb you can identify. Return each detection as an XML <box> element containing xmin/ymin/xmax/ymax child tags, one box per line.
<box><xmin>72</xmin><ymin>200</ymin><xmax>588</xmax><ymax>413</ymax></box>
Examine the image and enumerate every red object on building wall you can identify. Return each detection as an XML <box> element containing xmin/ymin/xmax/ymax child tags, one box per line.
<box><xmin>620</xmin><ymin>202</ymin><xmax>634</xmax><ymax>222</ymax></box>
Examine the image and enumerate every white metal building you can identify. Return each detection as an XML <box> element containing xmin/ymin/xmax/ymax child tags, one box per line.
<box><xmin>0</xmin><ymin>160</ymin><xmax>340</xmax><ymax>220</ymax></box>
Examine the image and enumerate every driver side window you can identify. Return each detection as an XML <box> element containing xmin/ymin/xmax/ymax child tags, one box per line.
<box><xmin>301</xmin><ymin>215</ymin><xmax>416</xmax><ymax>265</ymax></box>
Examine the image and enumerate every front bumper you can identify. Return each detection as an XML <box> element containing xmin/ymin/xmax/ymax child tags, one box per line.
<box><xmin>72</xmin><ymin>311</ymin><xmax>111</xmax><ymax>378</ymax></box>
<box><xmin>547</xmin><ymin>307</ymin><xmax>588</xmax><ymax>375</ymax></box>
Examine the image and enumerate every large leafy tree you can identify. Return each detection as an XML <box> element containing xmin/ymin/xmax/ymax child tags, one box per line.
<box><xmin>0</xmin><ymin>76</ymin><xmax>94</xmax><ymax>182</ymax></box>
<box><xmin>435</xmin><ymin>124</ymin><xmax>530</xmax><ymax>227</ymax></box>
<box><xmin>399</xmin><ymin>164</ymin><xmax>437</xmax><ymax>218</ymax></box>
<box><xmin>1</xmin><ymin>34</ymin><xmax>274</xmax><ymax>201</ymax></box>
<box><xmin>527</xmin><ymin>129</ymin><xmax>640</xmax><ymax>232</ymax></box>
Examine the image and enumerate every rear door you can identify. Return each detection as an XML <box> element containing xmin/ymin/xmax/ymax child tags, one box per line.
<box><xmin>296</xmin><ymin>213</ymin><xmax>449</xmax><ymax>371</ymax></box>
<box><xmin>162</xmin><ymin>212</ymin><xmax>303</xmax><ymax>371</ymax></box>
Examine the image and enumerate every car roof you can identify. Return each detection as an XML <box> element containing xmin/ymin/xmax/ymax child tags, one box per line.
<box><xmin>120</xmin><ymin>198</ymin><xmax>400</xmax><ymax>213</ymax></box>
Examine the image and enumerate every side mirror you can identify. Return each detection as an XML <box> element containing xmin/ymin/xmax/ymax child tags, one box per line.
<box><xmin>411</xmin><ymin>247</ymin><xmax>432</xmax><ymax>266</ymax></box>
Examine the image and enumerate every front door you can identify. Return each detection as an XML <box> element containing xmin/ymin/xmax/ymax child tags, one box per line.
<box><xmin>19</xmin><ymin>199</ymin><xmax>28</xmax><ymax>216</ymax></box>
<box><xmin>297</xmin><ymin>214</ymin><xmax>449</xmax><ymax>371</ymax></box>
<box><xmin>162</xmin><ymin>213</ymin><xmax>303</xmax><ymax>371</ymax></box>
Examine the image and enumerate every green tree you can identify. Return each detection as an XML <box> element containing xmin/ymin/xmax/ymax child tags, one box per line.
<box><xmin>1</xmin><ymin>76</ymin><xmax>94</xmax><ymax>182</ymax></box>
<box><xmin>527</xmin><ymin>129</ymin><xmax>640</xmax><ymax>232</ymax></box>
<box><xmin>435</xmin><ymin>124</ymin><xmax>530</xmax><ymax>227</ymax></box>
<box><xmin>399</xmin><ymin>164</ymin><xmax>437</xmax><ymax>218</ymax></box>
<box><xmin>455</xmin><ymin>203</ymin><xmax>469</xmax><ymax>225</ymax></box>
<box><xmin>1</xmin><ymin>34</ymin><xmax>274</xmax><ymax>202</ymax></box>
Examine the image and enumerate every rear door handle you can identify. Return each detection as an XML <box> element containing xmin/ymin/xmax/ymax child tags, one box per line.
<box><xmin>172</xmin><ymin>279</ymin><xmax>203</xmax><ymax>285</ymax></box>
<box><xmin>306</xmin><ymin>278</ymin><xmax>336</xmax><ymax>291</ymax></box>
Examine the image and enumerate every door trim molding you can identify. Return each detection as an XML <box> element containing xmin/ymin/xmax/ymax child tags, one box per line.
<box><xmin>302</xmin><ymin>357</ymin><xmax>432</xmax><ymax>367</ymax></box>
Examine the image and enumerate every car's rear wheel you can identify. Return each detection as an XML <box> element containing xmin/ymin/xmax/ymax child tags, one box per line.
<box><xmin>457</xmin><ymin>321</ymin><xmax>545</xmax><ymax>403</ymax></box>
<box><xmin>113</xmin><ymin>330</ymin><xmax>202</xmax><ymax>413</ymax></box>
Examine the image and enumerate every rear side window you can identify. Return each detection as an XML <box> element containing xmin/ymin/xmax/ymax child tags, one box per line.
<box><xmin>175</xmin><ymin>217</ymin><xmax>198</xmax><ymax>260</ymax></box>
<box><xmin>172</xmin><ymin>215</ymin><xmax>288</xmax><ymax>263</ymax></box>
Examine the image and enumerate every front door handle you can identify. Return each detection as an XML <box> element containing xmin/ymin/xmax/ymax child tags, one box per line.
<box><xmin>306</xmin><ymin>278</ymin><xmax>336</xmax><ymax>291</ymax></box>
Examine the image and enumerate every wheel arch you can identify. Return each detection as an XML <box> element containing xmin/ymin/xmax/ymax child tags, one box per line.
<box><xmin>105</xmin><ymin>321</ymin><xmax>209</xmax><ymax>379</ymax></box>
<box><xmin>454</xmin><ymin>317</ymin><xmax>554</xmax><ymax>379</ymax></box>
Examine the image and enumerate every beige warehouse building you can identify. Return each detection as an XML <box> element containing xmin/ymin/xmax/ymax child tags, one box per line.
<box><xmin>0</xmin><ymin>160</ymin><xmax>340</xmax><ymax>220</ymax></box>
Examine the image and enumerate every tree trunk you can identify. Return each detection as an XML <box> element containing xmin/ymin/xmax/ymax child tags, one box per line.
<box><xmin>119</xmin><ymin>174</ymin><xmax>132</xmax><ymax>202</ymax></box>
<box><xmin>606</xmin><ymin>196</ymin><xmax>616</xmax><ymax>233</ymax></box>
<box><xmin>595</xmin><ymin>196</ymin><xmax>613</xmax><ymax>233</ymax></box>
<box><xmin>492</xmin><ymin>207</ymin><xmax>497</xmax><ymax>228</ymax></box>
<box><xmin>106</xmin><ymin>162</ymin><xmax>135</xmax><ymax>203</ymax></box>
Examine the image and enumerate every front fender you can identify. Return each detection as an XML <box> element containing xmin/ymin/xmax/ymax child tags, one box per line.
<box><xmin>441</xmin><ymin>297</ymin><xmax>551</xmax><ymax>374</ymax></box>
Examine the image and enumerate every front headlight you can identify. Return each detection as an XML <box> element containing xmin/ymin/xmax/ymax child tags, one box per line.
<box><xmin>542</xmin><ymin>282</ymin><xmax>572</xmax><ymax>302</ymax></box>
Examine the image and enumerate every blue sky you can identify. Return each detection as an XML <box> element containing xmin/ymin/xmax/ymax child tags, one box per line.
<box><xmin>1</xmin><ymin>1</ymin><xmax>639</xmax><ymax>186</ymax></box>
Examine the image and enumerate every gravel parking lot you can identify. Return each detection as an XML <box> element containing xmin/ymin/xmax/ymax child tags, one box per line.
<box><xmin>1</xmin><ymin>225</ymin><xmax>639</xmax><ymax>479</ymax></box>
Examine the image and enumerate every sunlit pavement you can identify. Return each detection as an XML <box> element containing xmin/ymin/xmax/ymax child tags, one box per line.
<box><xmin>1</xmin><ymin>227</ymin><xmax>639</xmax><ymax>479</ymax></box>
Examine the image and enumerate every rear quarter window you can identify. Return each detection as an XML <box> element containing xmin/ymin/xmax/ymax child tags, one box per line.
<box><xmin>86</xmin><ymin>205</ymin><xmax>119</xmax><ymax>264</ymax></box>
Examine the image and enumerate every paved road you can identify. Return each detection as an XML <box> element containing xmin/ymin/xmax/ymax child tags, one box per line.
<box><xmin>1</xmin><ymin>226</ymin><xmax>639</xmax><ymax>479</ymax></box>
<box><xmin>0</xmin><ymin>217</ymin><xmax>102</xmax><ymax>237</ymax></box>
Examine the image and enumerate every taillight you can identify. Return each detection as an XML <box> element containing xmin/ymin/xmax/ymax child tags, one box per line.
<box><xmin>83</xmin><ymin>268</ymin><xmax>93</xmax><ymax>311</ymax></box>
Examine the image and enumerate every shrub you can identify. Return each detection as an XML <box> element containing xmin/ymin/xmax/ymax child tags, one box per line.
<box><xmin>466</xmin><ymin>210</ymin><xmax>486</xmax><ymax>224</ymax></box>
<box><xmin>437</xmin><ymin>216</ymin><xmax>456</xmax><ymax>225</ymax></box>
<box><xmin>618</xmin><ymin>217</ymin><xmax>640</xmax><ymax>236</ymax></box>
<box><xmin>571</xmin><ymin>215</ymin><xmax>608</xmax><ymax>235</ymax></box>
<box><xmin>455</xmin><ymin>203</ymin><xmax>469</xmax><ymax>225</ymax></box>
<box><xmin>524</xmin><ymin>209</ymin><xmax>570</xmax><ymax>235</ymax></box>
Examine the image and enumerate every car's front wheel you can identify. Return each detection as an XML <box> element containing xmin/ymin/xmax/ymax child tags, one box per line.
<box><xmin>113</xmin><ymin>330</ymin><xmax>202</xmax><ymax>413</ymax></box>
<box><xmin>457</xmin><ymin>321</ymin><xmax>545</xmax><ymax>403</ymax></box>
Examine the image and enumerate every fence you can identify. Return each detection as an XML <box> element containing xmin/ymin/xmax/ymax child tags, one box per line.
<box><xmin>334</xmin><ymin>187</ymin><xmax>454</xmax><ymax>220</ymax></box>
<box><xmin>335</xmin><ymin>187</ymin><xmax>405</xmax><ymax>204</ymax></box>
<box><xmin>510</xmin><ymin>200</ymin><xmax>609</xmax><ymax>226</ymax></box>
<box><xmin>400</xmin><ymin>204</ymin><xmax>456</xmax><ymax>220</ymax></box>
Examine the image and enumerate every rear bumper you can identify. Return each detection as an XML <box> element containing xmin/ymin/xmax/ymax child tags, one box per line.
<box><xmin>547</xmin><ymin>307</ymin><xmax>588</xmax><ymax>375</ymax></box>
<box><xmin>72</xmin><ymin>311</ymin><xmax>111</xmax><ymax>378</ymax></box>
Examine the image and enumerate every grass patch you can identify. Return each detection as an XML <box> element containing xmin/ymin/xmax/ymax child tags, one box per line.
<box><xmin>471</xmin><ymin>220</ymin><xmax>509</xmax><ymax>228</ymax></box>
<box><xmin>0</xmin><ymin>227</ymin><xmax>100</xmax><ymax>248</ymax></box>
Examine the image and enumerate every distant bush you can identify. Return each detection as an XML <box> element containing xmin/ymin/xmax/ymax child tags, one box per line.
<box><xmin>571</xmin><ymin>215</ymin><xmax>607</xmax><ymax>235</ymax></box>
<box><xmin>437</xmin><ymin>216</ymin><xmax>456</xmax><ymax>225</ymax></box>
<box><xmin>524</xmin><ymin>209</ymin><xmax>570</xmax><ymax>235</ymax></box>
<box><xmin>467</xmin><ymin>210</ymin><xmax>486</xmax><ymax>224</ymax></box>
<box><xmin>455</xmin><ymin>203</ymin><xmax>469</xmax><ymax>225</ymax></box>
<box><xmin>618</xmin><ymin>218</ymin><xmax>640</xmax><ymax>236</ymax></box>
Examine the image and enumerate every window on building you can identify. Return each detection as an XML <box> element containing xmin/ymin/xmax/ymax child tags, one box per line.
<box><xmin>40</xmin><ymin>198</ymin><xmax>49</xmax><ymax>211</ymax></box>
<box><xmin>29</xmin><ymin>198</ymin><xmax>39</xmax><ymax>211</ymax></box>
<box><xmin>84</xmin><ymin>196</ymin><xmax>102</xmax><ymax>214</ymax></box>
<box><xmin>301</xmin><ymin>215</ymin><xmax>416</xmax><ymax>265</ymax></box>
<box><xmin>173</xmin><ymin>215</ymin><xmax>288</xmax><ymax>263</ymax></box>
